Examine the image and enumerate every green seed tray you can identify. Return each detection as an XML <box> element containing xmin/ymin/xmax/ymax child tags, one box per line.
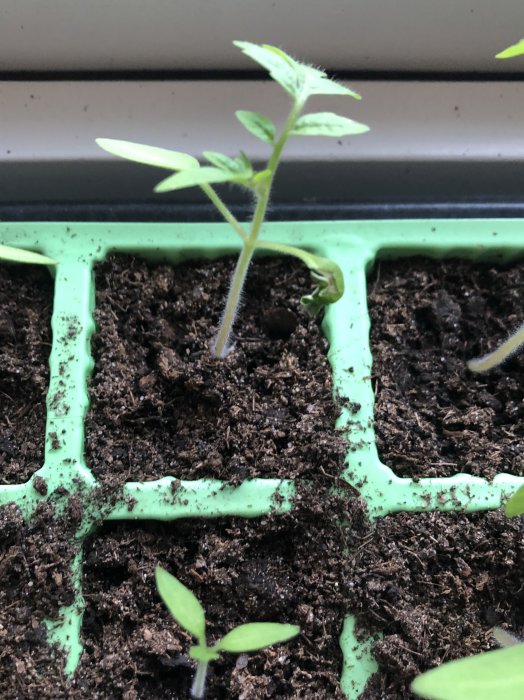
<box><xmin>1</xmin><ymin>220</ymin><xmax>522</xmax><ymax>698</ymax></box>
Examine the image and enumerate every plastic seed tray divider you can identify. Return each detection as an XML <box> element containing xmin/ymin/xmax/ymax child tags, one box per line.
<box><xmin>1</xmin><ymin>220</ymin><xmax>522</xmax><ymax>697</ymax></box>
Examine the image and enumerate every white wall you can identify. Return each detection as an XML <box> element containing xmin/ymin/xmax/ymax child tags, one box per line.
<box><xmin>1</xmin><ymin>79</ymin><xmax>523</xmax><ymax>203</ymax></box>
<box><xmin>0</xmin><ymin>1</ymin><xmax>523</xmax><ymax>73</ymax></box>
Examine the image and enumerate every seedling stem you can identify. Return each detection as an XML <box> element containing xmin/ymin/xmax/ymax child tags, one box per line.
<box><xmin>155</xmin><ymin>565</ymin><xmax>299</xmax><ymax>699</ymax></box>
<box><xmin>96</xmin><ymin>40</ymin><xmax>369</xmax><ymax>358</ymax></box>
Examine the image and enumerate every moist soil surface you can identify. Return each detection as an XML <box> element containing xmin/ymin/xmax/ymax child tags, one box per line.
<box><xmin>368</xmin><ymin>256</ymin><xmax>524</xmax><ymax>479</ymax></box>
<box><xmin>1</xmin><ymin>254</ymin><xmax>523</xmax><ymax>698</ymax></box>
<box><xmin>85</xmin><ymin>255</ymin><xmax>343</xmax><ymax>486</ymax></box>
<box><xmin>1</xmin><ymin>503</ymin><xmax>520</xmax><ymax>699</ymax></box>
<box><xmin>350</xmin><ymin>509</ymin><xmax>524</xmax><ymax>699</ymax></box>
<box><xmin>0</xmin><ymin>490</ymin><xmax>363</xmax><ymax>699</ymax></box>
<box><xmin>0</xmin><ymin>264</ymin><xmax>53</xmax><ymax>484</ymax></box>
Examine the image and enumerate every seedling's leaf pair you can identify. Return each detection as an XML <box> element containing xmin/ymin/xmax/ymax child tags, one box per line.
<box><xmin>155</xmin><ymin>566</ymin><xmax>299</xmax><ymax>655</ymax></box>
<box><xmin>155</xmin><ymin>566</ymin><xmax>299</xmax><ymax>698</ymax></box>
<box><xmin>96</xmin><ymin>137</ymin><xmax>253</xmax><ymax>193</ymax></box>
<box><xmin>233</xmin><ymin>40</ymin><xmax>361</xmax><ymax>101</ymax></box>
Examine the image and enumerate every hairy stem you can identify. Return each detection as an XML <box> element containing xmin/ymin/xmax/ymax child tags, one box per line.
<box><xmin>212</xmin><ymin>241</ymin><xmax>255</xmax><ymax>358</ymax></box>
<box><xmin>467</xmin><ymin>322</ymin><xmax>524</xmax><ymax>372</ymax></box>
<box><xmin>200</xmin><ymin>184</ymin><xmax>247</xmax><ymax>242</ymax></box>
<box><xmin>191</xmin><ymin>660</ymin><xmax>209</xmax><ymax>699</ymax></box>
<box><xmin>211</xmin><ymin>97</ymin><xmax>306</xmax><ymax>358</ymax></box>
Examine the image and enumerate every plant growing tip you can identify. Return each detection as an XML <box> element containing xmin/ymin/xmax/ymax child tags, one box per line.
<box><xmin>155</xmin><ymin>565</ymin><xmax>299</xmax><ymax>698</ymax></box>
<box><xmin>96</xmin><ymin>40</ymin><xmax>369</xmax><ymax>358</ymax></box>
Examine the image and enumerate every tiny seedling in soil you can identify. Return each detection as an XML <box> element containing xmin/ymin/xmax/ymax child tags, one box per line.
<box><xmin>155</xmin><ymin>565</ymin><xmax>300</xmax><ymax>699</ymax></box>
<box><xmin>468</xmin><ymin>40</ymin><xmax>524</xmax><ymax>373</ymax></box>
<box><xmin>97</xmin><ymin>40</ymin><xmax>369</xmax><ymax>358</ymax></box>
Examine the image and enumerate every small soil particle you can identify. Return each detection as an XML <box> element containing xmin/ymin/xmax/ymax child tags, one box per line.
<box><xmin>32</xmin><ymin>475</ymin><xmax>48</xmax><ymax>495</ymax></box>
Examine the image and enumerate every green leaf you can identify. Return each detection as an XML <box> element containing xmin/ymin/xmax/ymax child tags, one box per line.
<box><xmin>235</xmin><ymin>110</ymin><xmax>276</xmax><ymax>145</ymax></box>
<box><xmin>290</xmin><ymin>112</ymin><xmax>369</xmax><ymax>137</ymax></box>
<box><xmin>215</xmin><ymin>623</ymin><xmax>300</xmax><ymax>653</ymax></box>
<box><xmin>233</xmin><ymin>40</ymin><xmax>302</xmax><ymax>98</ymax></box>
<box><xmin>505</xmin><ymin>484</ymin><xmax>524</xmax><ymax>517</ymax></box>
<box><xmin>203</xmin><ymin>151</ymin><xmax>239</xmax><ymax>171</ymax></box>
<box><xmin>189</xmin><ymin>645</ymin><xmax>221</xmax><ymax>662</ymax></box>
<box><xmin>154</xmin><ymin>167</ymin><xmax>239</xmax><ymax>193</ymax></box>
<box><xmin>203</xmin><ymin>151</ymin><xmax>253</xmax><ymax>178</ymax></box>
<box><xmin>254</xmin><ymin>241</ymin><xmax>345</xmax><ymax>316</ymax></box>
<box><xmin>496</xmin><ymin>39</ymin><xmax>524</xmax><ymax>59</ymax></box>
<box><xmin>155</xmin><ymin>566</ymin><xmax>206</xmax><ymax>642</ymax></box>
<box><xmin>0</xmin><ymin>244</ymin><xmax>55</xmax><ymax>265</ymax></box>
<box><xmin>411</xmin><ymin>645</ymin><xmax>524</xmax><ymax>700</ymax></box>
<box><xmin>96</xmin><ymin>138</ymin><xmax>199</xmax><ymax>170</ymax></box>
<box><xmin>304</xmin><ymin>74</ymin><xmax>362</xmax><ymax>99</ymax></box>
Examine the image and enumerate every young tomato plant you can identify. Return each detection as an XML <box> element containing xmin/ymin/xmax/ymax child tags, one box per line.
<box><xmin>155</xmin><ymin>565</ymin><xmax>299</xmax><ymax>699</ymax></box>
<box><xmin>97</xmin><ymin>40</ymin><xmax>369</xmax><ymax>358</ymax></box>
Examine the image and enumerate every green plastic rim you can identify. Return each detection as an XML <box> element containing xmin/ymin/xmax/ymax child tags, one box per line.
<box><xmin>1</xmin><ymin>220</ymin><xmax>523</xmax><ymax>697</ymax></box>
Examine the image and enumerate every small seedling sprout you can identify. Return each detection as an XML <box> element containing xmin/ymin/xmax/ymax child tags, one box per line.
<box><xmin>96</xmin><ymin>40</ymin><xmax>369</xmax><ymax>358</ymax></box>
<box><xmin>155</xmin><ymin>565</ymin><xmax>300</xmax><ymax>699</ymax></box>
<box><xmin>495</xmin><ymin>38</ymin><xmax>524</xmax><ymax>59</ymax></box>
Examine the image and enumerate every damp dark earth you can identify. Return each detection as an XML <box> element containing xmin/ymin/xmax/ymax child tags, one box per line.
<box><xmin>0</xmin><ymin>255</ymin><xmax>522</xmax><ymax>698</ymax></box>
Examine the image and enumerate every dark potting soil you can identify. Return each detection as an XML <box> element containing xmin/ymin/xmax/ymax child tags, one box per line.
<box><xmin>0</xmin><ymin>488</ymin><xmax>364</xmax><ymax>699</ymax></box>
<box><xmin>2</xmin><ymin>255</ymin><xmax>523</xmax><ymax>699</ymax></box>
<box><xmin>368</xmin><ymin>257</ymin><xmax>524</xmax><ymax>479</ymax></box>
<box><xmin>74</xmin><ymin>490</ymin><xmax>361</xmax><ymax>699</ymax></box>
<box><xmin>0</xmin><ymin>264</ymin><xmax>53</xmax><ymax>484</ymax></box>
<box><xmin>85</xmin><ymin>254</ymin><xmax>343</xmax><ymax>486</ymax></box>
<box><xmin>3</xmin><ymin>502</ymin><xmax>520</xmax><ymax>699</ymax></box>
<box><xmin>349</xmin><ymin>509</ymin><xmax>524</xmax><ymax>699</ymax></box>
<box><xmin>0</xmin><ymin>502</ymin><xmax>77</xmax><ymax>698</ymax></box>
